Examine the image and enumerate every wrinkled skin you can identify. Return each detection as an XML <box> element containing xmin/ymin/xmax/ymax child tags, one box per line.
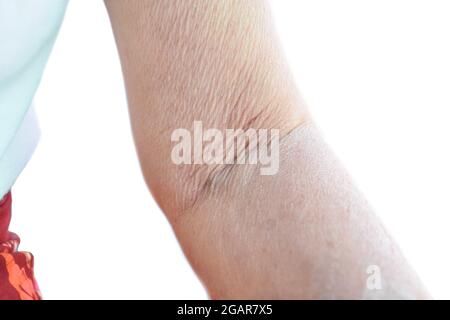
<box><xmin>105</xmin><ymin>0</ymin><xmax>429</xmax><ymax>299</ymax></box>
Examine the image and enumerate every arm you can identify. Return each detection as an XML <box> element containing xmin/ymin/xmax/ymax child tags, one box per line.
<box><xmin>105</xmin><ymin>0</ymin><xmax>429</xmax><ymax>299</ymax></box>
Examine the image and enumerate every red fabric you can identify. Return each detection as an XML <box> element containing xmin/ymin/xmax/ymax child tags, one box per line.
<box><xmin>0</xmin><ymin>192</ymin><xmax>41</xmax><ymax>300</ymax></box>
<box><xmin>0</xmin><ymin>193</ymin><xmax>12</xmax><ymax>243</ymax></box>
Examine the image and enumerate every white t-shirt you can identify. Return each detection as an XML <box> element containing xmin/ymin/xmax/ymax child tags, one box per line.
<box><xmin>0</xmin><ymin>0</ymin><xmax>68</xmax><ymax>198</ymax></box>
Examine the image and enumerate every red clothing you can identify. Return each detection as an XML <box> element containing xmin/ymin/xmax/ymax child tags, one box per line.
<box><xmin>0</xmin><ymin>192</ymin><xmax>41</xmax><ymax>300</ymax></box>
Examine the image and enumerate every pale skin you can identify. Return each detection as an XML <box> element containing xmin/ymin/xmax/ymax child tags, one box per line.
<box><xmin>105</xmin><ymin>0</ymin><xmax>429</xmax><ymax>299</ymax></box>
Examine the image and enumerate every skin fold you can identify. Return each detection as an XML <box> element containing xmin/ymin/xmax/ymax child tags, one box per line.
<box><xmin>105</xmin><ymin>0</ymin><xmax>429</xmax><ymax>299</ymax></box>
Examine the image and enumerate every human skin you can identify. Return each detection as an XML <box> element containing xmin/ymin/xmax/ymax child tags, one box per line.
<box><xmin>105</xmin><ymin>0</ymin><xmax>429</xmax><ymax>299</ymax></box>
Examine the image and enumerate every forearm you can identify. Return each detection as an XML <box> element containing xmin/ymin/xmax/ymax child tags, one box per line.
<box><xmin>174</xmin><ymin>123</ymin><xmax>428</xmax><ymax>299</ymax></box>
<box><xmin>105</xmin><ymin>0</ymin><xmax>428</xmax><ymax>299</ymax></box>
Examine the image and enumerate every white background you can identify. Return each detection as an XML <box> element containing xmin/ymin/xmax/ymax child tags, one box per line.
<box><xmin>11</xmin><ymin>0</ymin><xmax>450</xmax><ymax>299</ymax></box>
